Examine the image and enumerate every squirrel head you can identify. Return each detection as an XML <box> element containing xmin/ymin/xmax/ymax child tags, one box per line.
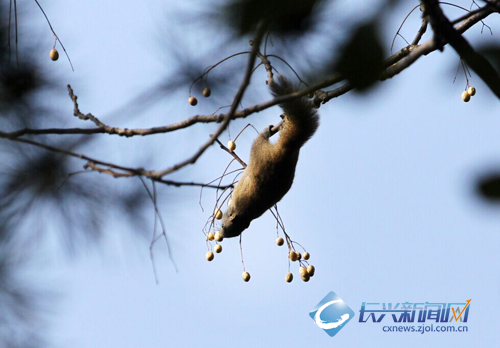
<box><xmin>220</xmin><ymin>202</ymin><xmax>251</xmax><ymax>238</ymax></box>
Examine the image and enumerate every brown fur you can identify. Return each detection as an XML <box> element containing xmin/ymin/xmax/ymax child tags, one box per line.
<box><xmin>220</xmin><ymin>77</ymin><xmax>319</xmax><ymax>238</ymax></box>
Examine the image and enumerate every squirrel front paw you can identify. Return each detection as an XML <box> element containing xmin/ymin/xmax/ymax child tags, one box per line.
<box><xmin>262</xmin><ymin>125</ymin><xmax>274</xmax><ymax>138</ymax></box>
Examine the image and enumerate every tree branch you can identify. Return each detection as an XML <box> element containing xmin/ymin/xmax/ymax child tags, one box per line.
<box><xmin>422</xmin><ymin>0</ymin><xmax>500</xmax><ymax>98</ymax></box>
<box><xmin>380</xmin><ymin>2</ymin><xmax>497</xmax><ymax>81</ymax></box>
<box><xmin>2</xmin><ymin>3</ymin><xmax>497</xmax><ymax>141</ymax></box>
<box><xmin>152</xmin><ymin>21</ymin><xmax>269</xmax><ymax>178</ymax></box>
<box><xmin>0</xmin><ymin>131</ymin><xmax>226</xmax><ymax>189</ymax></box>
<box><xmin>320</xmin><ymin>3</ymin><xmax>497</xmax><ymax>103</ymax></box>
<box><xmin>0</xmin><ymin>4</ymin><xmax>496</xmax><ymax>185</ymax></box>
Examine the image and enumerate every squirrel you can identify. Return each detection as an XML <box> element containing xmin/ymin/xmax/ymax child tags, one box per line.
<box><xmin>220</xmin><ymin>76</ymin><xmax>319</xmax><ymax>238</ymax></box>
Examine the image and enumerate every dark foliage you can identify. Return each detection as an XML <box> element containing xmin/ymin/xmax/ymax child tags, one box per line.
<box><xmin>334</xmin><ymin>21</ymin><xmax>385</xmax><ymax>91</ymax></box>
<box><xmin>222</xmin><ymin>0</ymin><xmax>324</xmax><ymax>36</ymax></box>
<box><xmin>477</xmin><ymin>174</ymin><xmax>500</xmax><ymax>202</ymax></box>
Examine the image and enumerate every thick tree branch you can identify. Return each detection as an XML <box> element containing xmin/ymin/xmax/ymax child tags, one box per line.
<box><xmin>422</xmin><ymin>0</ymin><xmax>500</xmax><ymax>97</ymax></box>
<box><xmin>321</xmin><ymin>3</ymin><xmax>497</xmax><ymax>103</ymax></box>
<box><xmin>380</xmin><ymin>3</ymin><xmax>497</xmax><ymax>81</ymax></box>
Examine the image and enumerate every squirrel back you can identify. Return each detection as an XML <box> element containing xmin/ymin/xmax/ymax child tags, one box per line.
<box><xmin>220</xmin><ymin>76</ymin><xmax>319</xmax><ymax>238</ymax></box>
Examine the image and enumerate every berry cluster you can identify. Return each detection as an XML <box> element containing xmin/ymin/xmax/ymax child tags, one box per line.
<box><xmin>461</xmin><ymin>86</ymin><xmax>476</xmax><ymax>102</ymax></box>
<box><xmin>189</xmin><ymin>87</ymin><xmax>212</xmax><ymax>106</ymax></box>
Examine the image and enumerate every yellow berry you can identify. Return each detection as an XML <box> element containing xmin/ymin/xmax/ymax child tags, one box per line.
<box><xmin>188</xmin><ymin>96</ymin><xmax>198</xmax><ymax>106</ymax></box>
<box><xmin>207</xmin><ymin>232</ymin><xmax>215</xmax><ymax>241</ymax></box>
<box><xmin>468</xmin><ymin>86</ymin><xmax>476</xmax><ymax>96</ymax></box>
<box><xmin>50</xmin><ymin>48</ymin><xmax>59</xmax><ymax>61</ymax></box>
<box><xmin>214</xmin><ymin>231</ymin><xmax>223</xmax><ymax>242</ymax></box>
<box><xmin>301</xmin><ymin>274</ymin><xmax>310</xmax><ymax>282</ymax></box>
<box><xmin>299</xmin><ymin>266</ymin><xmax>308</xmax><ymax>277</ymax></box>
<box><xmin>206</xmin><ymin>251</ymin><xmax>214</xmax><ymax>261</ymax></box>
<box><xmin>289</xmin><ymin>250</ymin><xmax>298</xmax><ymax>262</ymax></box>
<box><xmin>296</xmin><ymin>252</ymin><xmax>302</xmax><ymax>260</ymax></box>
<box><xmin>307</xmin><ymin>265</ymin><xmax>315</xmax><ymax>277</ymax></box>
<box><xmin>303</xmin><ymin>252</ymin><xmax>310</xmax><ymax>260</ymax></box>
<box><xmin>285</xmin><ymin>272</ymin><xmax>293</xmax><ymax>283</ymax></box>
<box><xmin>227</xmin><ymin>140</ymin><xmax>236</xmax><ymax>151</ymax></box>
<box><xmin>214</xmin><ymin>209</ymin><xmax>223</xmax><ymax>220</ymax></box>
<box><xmin>461</xmin><ymin>91</ymin><xmax>470</xmax><ymax>102</ymax></box>
<box><xmin>276</xmin><ymin>237</ymin><xmax>284</xmax><ymax>246</ymax></box>
<box><xmin>202</xmin><ymin>87</ymin><xmax>211</xmax><ymax>97</ymax></box>
<box><xmin>242</xmin><ymin>271</ymin><xmax>251</xmax><ymax>282</ymax></box>
<box><xmin>214</xmin><ymin>244</ymin><xmax>222</xmax><ymax>253</ymax></box>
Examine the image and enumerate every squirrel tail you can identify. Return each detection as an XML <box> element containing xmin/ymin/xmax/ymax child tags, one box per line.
<box><xmin>269</xmin><ymin>76</ymin><xmax>319</xmax><ymax>149</ymax></box>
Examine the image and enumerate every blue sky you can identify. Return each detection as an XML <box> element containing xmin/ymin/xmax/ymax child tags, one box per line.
<box><xmin>22</xmin><ymin>1</ymin><xmax>500</xmax><ymax>347</ymax></box>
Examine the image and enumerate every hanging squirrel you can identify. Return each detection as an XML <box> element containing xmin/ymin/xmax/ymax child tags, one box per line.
<box><xmin>220</xmin><ymin>76</ymin><xmax>319</xmax><ymax>238</ymax></box>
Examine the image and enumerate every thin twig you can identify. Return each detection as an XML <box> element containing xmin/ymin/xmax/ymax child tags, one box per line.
<box><xmin>33</xmin><ymin>0</ymin><xmax>74</xmax><ymax>71</ymax></box>
<box><xmin>239</xmin><ymin>234</ymin><xmax>245</xmax><ymax>271</ymax></box>
<box><xmin>199</xmin><ymin>169</ymin><xmax>241</xmax><ymax>211</ymax></box>
<box><xmin>153</xmin><ymin>21</ymin><xmax>268</xmax><ymax>178</ymax></box>
<box><xmin>189</xmin><ymin>51</ymin><xmax>252</xmax><ymax>95</ymax></box>
<box><xmin>0</xmin><ymin>131</ymin><xmax>226</xmax><ymax>189</ymax></box>
<box><xmin>391</xmin><ymin>4</ymin><xmax>420</xmax><ymax>53</ymax></box>
<box><xmin>213</xmin><ymin>137</ymin><xmax>247</xmax><ymax>168</ymax></box>
<box><xmin>139</xmin><ymin>177</ymin><xmax>178</xmax><ymax>274</ymax></box>
<box><xmin>150</xmin><ymin>181</ymin><xmax>159</xmax><ymax>284</ymax></box>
